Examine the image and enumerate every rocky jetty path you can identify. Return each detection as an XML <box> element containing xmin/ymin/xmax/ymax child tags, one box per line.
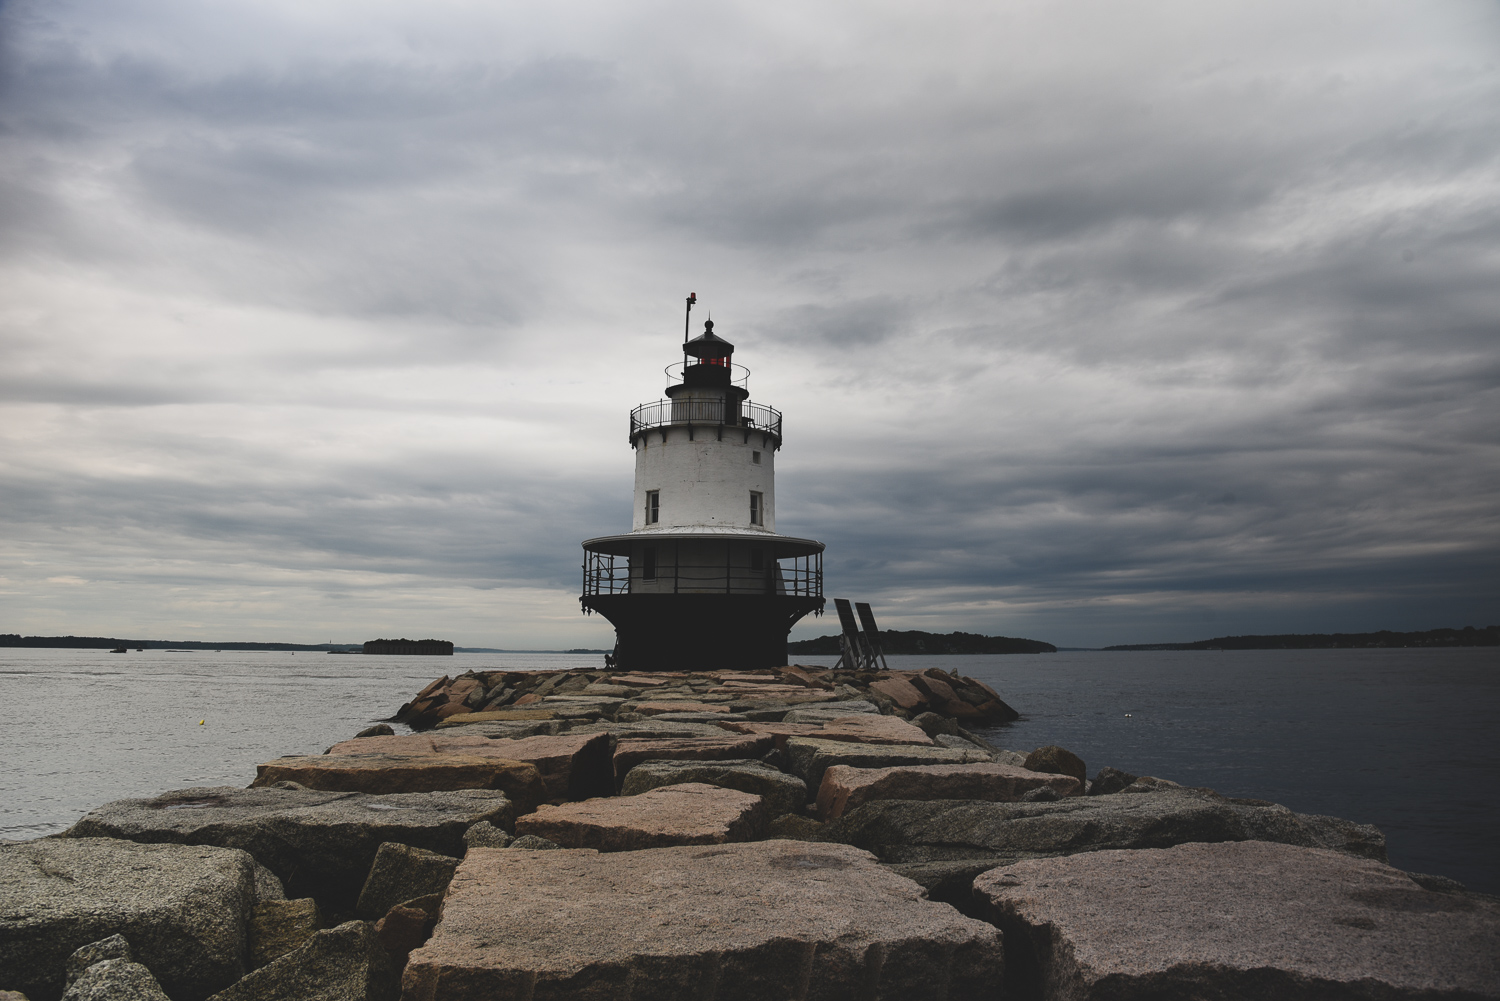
<box><xmin>2</xmin><ymin>664</ymin><xmax>1496</xmax><ymax>1001</ymax></box>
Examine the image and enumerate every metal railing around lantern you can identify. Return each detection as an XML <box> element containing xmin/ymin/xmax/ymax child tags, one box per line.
<box><xmin>583</xmin><ymin>548</ymin><xmax>821</xmax><ymax>598</ymax></box>
<box><xmin>629</xmin><ymin>399</ymin><xmax>782</xmax><ymax>444</ymax></box>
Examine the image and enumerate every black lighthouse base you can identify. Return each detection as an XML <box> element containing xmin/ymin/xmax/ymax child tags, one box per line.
<box><xmin>581</xmin><ymin>593</ymin><xmax>824</xmax><ymax>671</ymax></box>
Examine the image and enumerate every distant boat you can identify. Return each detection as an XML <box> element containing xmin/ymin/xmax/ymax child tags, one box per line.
<box><xmin>110</xmin><ymin>647</ymin><xmax>127</xmax><ymax>653</ymax></box>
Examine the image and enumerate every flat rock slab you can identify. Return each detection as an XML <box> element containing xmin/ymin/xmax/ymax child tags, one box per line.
<box><xmin>251</xmin><ymin>753</ymin><xmax>545</xmax><ymax>812</ymax></box>
<box><xmin>974</xmin><ymin>840</ymin><xmax>1500</xmax><ymax>1000</ymax></box>
<box><xmin>785</xmin><ymin>737</ymin><xmax>992</xmax><ymax>797</ymax></box>
<box><xmin>611</xmin><ymin>735</ymin><xmax>775</xmax><ymax>789</ymax></box>
<box><xmin>631</xmin><ymin>701</ymin><xmax>733</xmax><ymax>715</ymax></box>
<box><xmin>822</xmin><ymin>787</ymin><xmax>1388</xmax><ymax>866</ymax></box>
<box><xmin>62</xmin><ymin>786</ymin><xmax>513</xmax><ymax>911</ymax></box>
<box><xmin>619</xmin><ymin>759</ymin><xmax>808</xmax><ymax>818</ymax></box>
<box><xmin>434</xmin><ymin>709</ymin><xmax>558</xmax><ymax>726</ymax></box>
<box><xmin>0</xmin><ymin>838</ymin><xmax>254</xmax><ymax>1001</ymax></box>
<box><xmin>429</xmin><ymin>719</ymin><xmax>562</xmax><ymax>738</ymax></box>
<box><xmin>515</xmin><ymin>784</ymin><xmax>765</xmax><ymax>851</ymax></box>
<box><xmin>720</xmin><ymin>715</ymin><xmax>933</xmax><ymax>748</ymax></box>
<box><xmin>326</xmin><ymin>732</ymin><xmax>612</xmax><ymax>802</ymax></box>
<box><xmin>816</xmin><ymin>763</ymin><xmax>1082</xmax><ymax>820</ymax></box>
<box><xmin>401</xmin><ymin>840</ymin><xmax>1002</xmax><ymax>1000</ymax></box>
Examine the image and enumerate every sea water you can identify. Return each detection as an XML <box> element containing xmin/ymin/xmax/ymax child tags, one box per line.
<box><xmin>2</xmin><ymin>646</ymin><xmax>1495</xmax><ymax>894</ymax></box>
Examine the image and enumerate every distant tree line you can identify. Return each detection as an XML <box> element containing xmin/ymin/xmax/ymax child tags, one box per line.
<box><xmin>787</xmin><ymin>630</ymin><xmax>1056</xmax><ymax>656</ymax></box>
<box><xmin>363</xmin><ymin>638</ymin><xmax>454</xmax><ymax>656</ymax></box>
<box><xmin>1104</xmin><ymin>626</ymin><xmax>1499</xmax><ymax>651</ymax></box>
<box><xmin>0</xmin><ymin>634</ymin><xmax>358</xmax><ymax>651</ymax></box>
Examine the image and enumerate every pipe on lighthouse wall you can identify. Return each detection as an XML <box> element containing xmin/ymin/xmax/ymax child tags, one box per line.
<box><xmin>632</xmin><ymin>426</ymin><xmax>776</xmax><ymax>532</ymax></box>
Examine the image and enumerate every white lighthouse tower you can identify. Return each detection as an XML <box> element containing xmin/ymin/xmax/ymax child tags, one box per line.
<box><xmin>581</xmin><ymin>296</ymin><xmax>825</xmax><ymax>670</ymax></box>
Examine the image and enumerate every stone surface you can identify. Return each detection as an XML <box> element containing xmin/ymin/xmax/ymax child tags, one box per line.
<box><xmin>516</xmin><ymin>784</ymin><xmax>765</xmax><ymax>851</ymax></box>
<box><xmin>932</xmin><ymin>733</ymin><xmax>993</xmax><ymax>754</ymax></box>
<box><xmin>975</xmin><ymin>840</ymin><xmax>1500</xmax><ymax>1000</ymax></box>
<box><xmin>461</xmin><ymin>822</ymin><xmax>511</xmax><ymax>849</ymax></box>
<box><xmin>868</xmin><ymin>676</ymin><xmax>924</xmax><ymax>709</ymax></box>
<box><xmin>374</xmin><ymin>905</ymin><xmax>435</xmax><ymax>962</ymax></box>
<box><xmin>251</xmin><ymin>754</ymin><xmax>545</xmax><ymax>813</ymax></box>
<box><xmin>815</xmin><ymin>762</ymin><xmax>1083</xmax><ymax>821</ymax></box>
<box><xmin>249</xmin><ymin>899</ymin><xmax>322</xmax><ymax>969</ymax></box>
<box><xmin>401</xmin><ymin>840</ymin><xmax>1002</xmax><ymax>1000</ymax></box>
<box><xmin>251</xmin><ymin>863</ymin><xmax>285</xmax><ymax>901</ymax></box>
<box><xmin>1022</xmin><ymin>745</ymin><xmax>1088</xmax><ymax>789</ymax></box>
<box><xmin>60</xmin><ymin>961</ymin><xmax>169</xmax><ymax>1001</ymax></box>
<box><xmin>909</xmin><ymin>711</ymin><xmax>961</xmax><ymax>738</ymax></box>
<box><xmin>355</xmin><ymin>844</ymin><xmax>458</xmax><ymax>921</ymax></box>
<box><xmin>433</xmin><ymin>709</ymin><xmax>557</xmax><ymax>727</ymax></box>
<box><xmin>822</xmin><ymin>786</ymin><xmax>1389</xmax><ymax>867</ymax></box>
<box><xmin>0</xmin><ymin>838</ymin><xmax>254</xmax><ymax>1001</ymax></box>
<box><xmin>62</xmin><ymin>786</ymin><xmax>514</xmax><ymax>911</ymax></box>
<box><xmin>0</xmin><ymin>991</ymin><xmax>30</xmax><ymax>1001</ymax></box>
<box><xmin>506</xmin><ymin>836</ymin><xmax>559</xmax><ymax>850</ymax></box>
<box><xmin>64</xmin><ymin>937</ymin><xmax>131</xmax><ymax>987</ymax></box>
<box><xmin>785</xmin><ymin>737</ymin><xmax>992</xmax><ymax>798</ymax></box>
<box><xmin>207</xmin><ymin>921</ymin><xmax>396</xmax><ymax>1001</ymax></box>
<box><xmin>570</xmin><ymin>720</ymin><xmax>727</xmax><ymax>740</ymax></box>
<box><xmin>328</xmin><ymin>732</ymin><xmax>611</xmax><ymax>802</ymax></box>
<box><xmin>353</xmin><ymin>724</ymin><xmax>395</xmax><ymax>739</ymax></box>
<box><xmin>779</xmin><ymin>700</ymin><xmax>880</xmax><ymax>723</ymax></box>
<box><xmin>611</xmin><ymin>735</ymin><xmax>775</xmax><ymax>789</ymax></box>
<box><xmin>1088</xmin><ymin>765</ymin><xmax>1138</xmax><ymax>795</ymax></box>
<box><xmin>619</xmin><ymin>759</ymin><xmax>808</xmax><ymax>817</ymax></box>
<box><xmin>632</xmin><ymin>701</ymin><xmax>732</xmax><ymax>715</ymax></box>
<box><xmin>718</xmin><ymin>714</ymin><xmax>934</xmax><ymax>748</ymax></box>
<box><xmin>432</xmin><ymin>719</ymin><xmax>561</xmax><ymax>738</ymax></box>
<box><xmin>644</xmin><ymin>711</ymin><xmax>750</xmax><ymax>723</ymax></box>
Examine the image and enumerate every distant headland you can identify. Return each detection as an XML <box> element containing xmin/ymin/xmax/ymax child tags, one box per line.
<box><xmin>788</xmin><ymin>630</ymin><xmax>1056</xmax><ymax>655</ymax></box>
<box><xmin>1105</xmin><ymin>625</ymin><xmax>1498</xmax><ymax>651</ymax></box>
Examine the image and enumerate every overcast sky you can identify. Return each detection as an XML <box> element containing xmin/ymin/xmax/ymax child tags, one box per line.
<box><xmin>2</xmin><ymin>0</ymin><xmax>1496</xmax><ymax>649</ymax></box>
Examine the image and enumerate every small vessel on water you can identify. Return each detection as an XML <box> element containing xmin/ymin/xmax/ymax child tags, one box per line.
<box><xmin>109</xmin><ymin>647</ymin><xmax>127</xmax><ymax>653</ymax></box>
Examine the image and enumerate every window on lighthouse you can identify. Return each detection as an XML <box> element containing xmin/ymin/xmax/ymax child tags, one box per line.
<box><xmin>752</xmin><ymin>450</ymin><xmax>762</xmax><ymax>464</ymax></box>
<box><xmin>749</xmin><ymin>491</ymin><xmax>764</xmax><ymax>526</ymax></box>
<box><xmin>645</xmin><ymin>490</ymin><xmax>660</xmax><ymax>524</ymax></box>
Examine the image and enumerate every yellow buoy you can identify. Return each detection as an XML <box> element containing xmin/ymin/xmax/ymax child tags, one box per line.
<box><xmin>199</xmin><ymin>720</ymin><xmax>205</xmax><ymax>725</ymax></box>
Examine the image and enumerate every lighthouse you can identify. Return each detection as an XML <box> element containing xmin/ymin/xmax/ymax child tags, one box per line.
<box><xmin>580</xmin><ymin>296</ymin><xmax>825</xmax><ymax>670</ymax></box>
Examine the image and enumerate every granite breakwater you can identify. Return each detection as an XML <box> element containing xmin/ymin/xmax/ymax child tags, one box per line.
<box><xmin>2</xmin><ymin>664</ymin><xmax>1496</xmax><ymax>1000</ymax></box>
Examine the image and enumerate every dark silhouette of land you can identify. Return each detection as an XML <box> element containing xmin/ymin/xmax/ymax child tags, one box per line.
<box><xmin>1105</xmin><ymin>626</ymin><xmax>1498</xmax><ymax>651</ymax></box>
<box><xmin>363</xmin><ymin>638</ymin><xmax>454</xmax><ymax>656</ymax></box>
<box><xmin>0</xmin><ymin>634</ymin><xmax>360</xmax><ymax>651</ymax></box>
<box><xmin>788</xmin><ymin>630</ymin><xmax>1056</xmax><ymax>655</ymax></box>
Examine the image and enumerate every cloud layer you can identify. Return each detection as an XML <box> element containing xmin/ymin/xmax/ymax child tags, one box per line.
<box><xmin>2</xmin><ymin>0</ymin><xmax>1497</xmax><ymax>647</ymax></box>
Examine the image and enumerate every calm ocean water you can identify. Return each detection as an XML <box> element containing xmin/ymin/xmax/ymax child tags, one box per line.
<box><xmin>2</xmin><ymin>647</ymin><xmax>1495</xmax><ymax>894</ymax></box>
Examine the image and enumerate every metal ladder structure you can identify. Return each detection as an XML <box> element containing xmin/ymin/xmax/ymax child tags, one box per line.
<box><xmin>832</xmin><ymin>598</ymin><xmax>889</xmax><ymax>671</ymax></box>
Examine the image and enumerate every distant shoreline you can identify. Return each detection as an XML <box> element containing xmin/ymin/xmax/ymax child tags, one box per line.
<box><xmin>0</xmin><ymin>635</ymin><xmax>610</xmax><ymax>654</ymax></box>
<box><xmin>1104</xmin><ymin>626</ymin><xmax>1498</xmax><ymax>651</ymax></box>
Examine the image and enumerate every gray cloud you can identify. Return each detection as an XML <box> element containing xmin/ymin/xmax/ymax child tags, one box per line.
<box><xmin>0</xmin><ymin>0</ymin><xmax>1496</xmax><ymax>647</ymax></box>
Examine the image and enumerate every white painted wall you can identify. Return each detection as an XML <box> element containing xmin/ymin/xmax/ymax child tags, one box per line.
<box><xmin>632</xmin><ymin>425</ymin><xmax>777</xmax><ymax>532</ymax></box>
